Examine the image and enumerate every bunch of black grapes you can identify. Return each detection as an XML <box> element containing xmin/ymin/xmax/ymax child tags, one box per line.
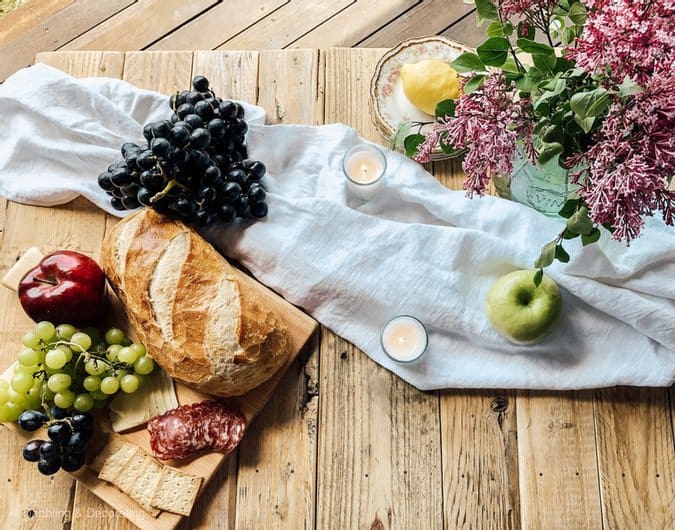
<box><xmin>97</xmin><ymin>75</ymin><xmax>268</xmax><ymax>225</ymax></box>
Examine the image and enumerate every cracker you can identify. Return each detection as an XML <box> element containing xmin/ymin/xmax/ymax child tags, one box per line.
<box><xmin>150</xmin><ymin>467</ymin><xmax>203</xmax><ymax>517</ymax></box>
<box><xmin>128</xmin><ymin>457</ymin><xmax>163</xmax><ymax>517</ymax></box>
<box><xmin>113</xmin><ymin>452</ymin><xmax>152</xmax><ymax>495</ymax></box>
<box><xmin>98</xmin><ymin>442</ymin><xmax>140</xmax><ymax>483</ymax></box>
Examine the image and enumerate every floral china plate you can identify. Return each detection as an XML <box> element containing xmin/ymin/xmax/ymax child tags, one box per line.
<box><xmin>369</xmin><ymin>36</ymin><xmax>472</xmax><ymax>160</ymax></box>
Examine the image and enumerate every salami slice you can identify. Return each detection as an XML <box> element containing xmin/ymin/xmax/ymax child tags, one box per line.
<box><xmin>148</xmin><ymin>400</ymin><xmax>246</xmax><ymax>461</ymax></box>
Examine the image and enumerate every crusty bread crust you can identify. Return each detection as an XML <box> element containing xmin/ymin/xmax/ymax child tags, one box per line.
<box><xmin>101</xmin><ymin>208</ymin><xmax>291</xmax><ymax>397</ymax></box>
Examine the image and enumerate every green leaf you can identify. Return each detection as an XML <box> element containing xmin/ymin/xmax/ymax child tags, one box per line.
<box><xmin>486</xmin><ymin>21</ymin><xmax>504</xmax><ymax>37</ymax></box>
<box><xmin>476</xmin><ymin>37</ymin><xmax>510</xmax><ymax>67</ymax></box>
<box><xmin>404</xmin><ymin>134</ymin><xmax>426</xmax><ymax>157</ymax></box>
<box><xmin>451</xmin><ymin>52</ymin><xmax>486</xmax><ymax>73</ymax></box>
<box><xmin>463</xmin><ymin>74</ymin><xmax>487</xmax><ymax>94</ymax></box>
<box><xmin>618</xmin><ymin>77</ymin><xmax>642</xmax><ymax>98</ymax></box>
<box><xmin>389</xmin><ymin>121</ymin><xmax>412</xmax><ymax>151</ymax></box>
<box><xmin>558</xmin><ymin>199</ymin><xmax>580</xmax><ymax>219</ymax></box>
<box><xmin>439</xmin><ymin>141</ymin><xmax>464</xmax><ymax>156</ymax></box>
<box><xmin>568</xmin><ymin>2</ymin><xmax>587</xmax><ymax>25</ymax></box>
<box><xmin>566</xmin><ymin>205</ymin><xmax>594</xmax><ymax>235</ymax></box>
<box><xmin>501</xmin><ymin>58</ymin><xmax>520</xmax><ymax>73</ymax></box>
<box><xmin>435</xmin><ymin>99</ymin><xmax>457</xmax><ymax>119</ymax></box>
<box><xmin>574</xmin><ymin>114</ymin><xmax>595</xmax><ymax>134</ymax></box>
<box><xmin>581</xmin><ymin>227</ymin><xmax>601</xmax><ymax>246</ymax></box>
<box><xmin>517</xmin><ymin>21</ymin><xmax>535</xmax><ymax>40</ymax></box>
<box><xmin>555</xmin><ymin>245</ymin><xmax>570</xmax><ymax>263</ymax></box>
<box><xmin>570</xmin><ymin>88</ymin><xmax>610</xmax><ymax>118</ymax></box>
<box><xmin>475</xmin><ymin>0</ymin><xmax>499</xmax><ymax>21</ymax></box>
<box><xmin>515</xmin><ymin>67</ymin><xmax>543</xmax><ymax>92</ymax></box>
<box><xmin>542</xmin><ymin>125</ymin><xmax>564</xmax><ymax>144</ymax></box>
<box><xmin>535</xmin><ymin>240</ymin><xmax>557</xmax><ymax>269</ymax></box>
<box><xmin>554</xmin><ymin>57</ymin><xmax>576</xmax><ymax>73</ymax></box>
<box><xmin>533</xmin><ymin>269</ymin><xmax>543</xmax><ymax>287</ymax></box>
<box><xmin>561</xmin><ymin>27</ymin><xmax>577</xmax><ymax>45</ymax></box>
<box><xmin>516</xmin><ymin>38</ymin><xmax>555</xmax><ymax>55</ymax></box>
<box><xmin>532</xmin><ymin>53</ymin><xmax>556</xmax><ymax>73</ymax></box>
<box><xmin>562</xmin><ymin>228</ymin><xmax>579</xmax><ymax>239</ymax></box>
<box><xmin>537</xmin><ymin>142</ymin><xmax>564</xmax><ymax>165</ymax></box>
<box><xmin>502</xmin><ymin>22</ymin><xmax>514</xmax><ymax>36</ymax></box>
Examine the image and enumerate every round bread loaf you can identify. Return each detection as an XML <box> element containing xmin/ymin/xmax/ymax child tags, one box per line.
<box><xmin>100</xmin><ymin>208</ymin><xmax>291</xmax><ymax>397</ymax></box>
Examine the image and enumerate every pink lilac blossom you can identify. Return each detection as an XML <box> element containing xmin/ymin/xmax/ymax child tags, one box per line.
<box><xmin>413</xmin><ymin>74</ymin><xmax>534</xmax><ymax>196</ymax></box>
<box><xmin>567</xmin><ymin>75</ymin><xmax>675</xmax><ymax>242</ymax></box>
<box><xmin>566</xmin><ymin>0</ymin><xmax>675</xmax><ymax>85</ymax></box>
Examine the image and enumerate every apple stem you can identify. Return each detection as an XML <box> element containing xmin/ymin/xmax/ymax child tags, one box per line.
<box><xmin>32</xmin><ymin>277</ymin><xmax>58</xmax><ymax>286</ymax></box>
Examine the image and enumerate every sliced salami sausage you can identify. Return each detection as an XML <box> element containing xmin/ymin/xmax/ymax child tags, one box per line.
<box><xmin>148</xmin><ymin>400</ymin><xmax>246</xmax><ymax>460</ymax></box>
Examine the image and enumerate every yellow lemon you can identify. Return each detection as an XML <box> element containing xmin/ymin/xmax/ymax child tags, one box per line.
<box><xmin>400</xmin><ymin>59</ymin><xmax>462</xmax><ymax>115</ymax></box>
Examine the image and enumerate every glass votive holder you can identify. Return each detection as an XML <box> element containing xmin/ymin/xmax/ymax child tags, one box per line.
<box><xmin>342</xmin><ymin>143</ymin><xmax>387</xmax><ymax>200</ymax></box>
<box><xmin>381</xmin><ymin>315</ymin><xmax>428</xmax><ymax>363</ymax></box>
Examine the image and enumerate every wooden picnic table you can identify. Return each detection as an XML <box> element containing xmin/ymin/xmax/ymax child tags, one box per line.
<box><xmin>0</xmin><ymin>49</ymin><xmax>673</xmax><ymax>530</ymax></box>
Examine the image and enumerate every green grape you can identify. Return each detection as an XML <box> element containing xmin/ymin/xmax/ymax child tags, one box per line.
<box><xmin>130</xmin><ymin>343</ymin><xmax>146</xmax><ymax>358</ymax></box>
<box><xmin>117</xmin><ymin>346</ymin><xmax>138</xmax><ymax>365</ymax></box>
<box><xmin>45</xmin><ymin>348</ymin><xmax>67</xmax><ymax>370</ymax></box>
<box><xmin>47</xmin><ymin>373</ymin><xmax>71</xmax><ymax>393</ymax></box>
<box><xmin>25</xmin><ymin>387</ymin><xmax>42</xmax><ymax>409</ymax></box>
<box><xmin>106</xmin><ymin>344</ymin><xmax>122</xmax><ymax>362</ymax></box>
<box><xmin>13</xmin><ymin>362</ymin><xmax>33</xmax><ymax>375</ymax></box>
<box><xmin>71</xmin><ymin>332</ymin><xmax>92</xmax><ymax>352</ymax></box>
<box><xmin>100</xmin><ymin>376</ymin><xmax>119</xmax><ymax>395</ymax></box>
<box><xmin>73</xmin><ymin>393</ymin><xmax>94</xmax><ymax>412</ymax></box>
<box><xmin>18</xmin><ymin>348</ymin><xmax>40</xmax><ymax>366</ymax></box>
<box><xmin>120</xmin><ymin>374</ymin><xmax>140</xmax><ymax>393</ymax></box>
<box><xmin>90</xmin><ymin>389</ymin><xmax>108</xmax><ymax>401</ymax></box>
<box><xmin>39</xmin><ymin>382</ymin><xmax>55</xmax><ymax>401</ymax></box>
<box><xmin>85</xmin><ymin>359</ymin><xmax>107</xmax><ymax>376</ymax></box>
<box><xmin>10</xmin><ymin>372</ymin><xmax>34</xmax><ymax>393</ymax></box>
<box><xmin>34</xmin><ymin>321</ymin><xmax>56</xmax><ymax>341</ymax></box>
<box><xmin>83</xmin><ymin>327</ymin><xmax>100</xmax><ymax>344</ymax></box>
<box><xmin>114</xmin><ymin>369</ymin><xmax>129</xmax><ymax>380</ymax></box>
<box><xmin>0</xmin><ymin>401</ymin><xmax>23</xmax><ymax>422</ymax></box>
<box><xmin>54</xmin><ymin>389</ymin><xmax>75</xmax><ymax>409</ymax></box>
<box><xmin>0</xmin><ymin>380</ymin><xmax>9</xmax><ymax>405</ymax></box>
<box><xmin>83</xmin><ymin>375</ymin><xmax>101</xmax><ymax>392</ymax></box>
<box><xmin>55</xmin><ymin>344</ymin><xmax>73</xmax><ymax>362</ymax></box>
<box><xmin>22</xmin><ymin>331</ymin><xmax>41</xmax><ymax>349</ymax></box>
<box><xmin>105</xmin><ymin>328</ymin><xmax>126</xmax><ymax>345</ymax></box>
<box><xmin>134</xmin><ymin>356</ymin><xmax>155</xmax><ymax>375</ymax></box>
<box><xmin>45</xmin><ymin>334</ymin><xmax>59</xmax><ymax>345</ymax></box>
<box><xmin>56</xmin><ymin>324</ymin><xmax>77</xmax><ymax>340</ymax></box>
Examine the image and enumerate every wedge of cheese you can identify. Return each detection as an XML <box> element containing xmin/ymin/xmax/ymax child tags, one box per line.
<box><xmin>109</xmin><ymin>369</ymin><xmax>178</xmax><ymax>432</ymax></box>
<box><xmin>1</xmin><ymin>247</ymin><xmax>44</xmax><ymax>291</ymax></box>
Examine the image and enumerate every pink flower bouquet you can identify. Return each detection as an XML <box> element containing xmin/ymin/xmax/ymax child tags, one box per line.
<box><xmin>403</xmin><ymin>0</ymin><xmax>674</xmax><ymax>272</ymax></box>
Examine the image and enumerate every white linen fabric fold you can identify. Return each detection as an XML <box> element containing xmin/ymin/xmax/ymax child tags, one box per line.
<box><xmin>1</xmin><ymin>64</ymin><xmax>674</xmax><ymax>390</ymax></box>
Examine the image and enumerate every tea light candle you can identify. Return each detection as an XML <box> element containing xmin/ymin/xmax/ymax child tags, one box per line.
<box><xmin>342</xmin><ymin>144</ymin><xmax>387</xmax><ymax>200</ymax></box>
<box><xmin>381</xmin><ymin>316</ymin><xmax>428</xmax><ymax>363</ymax></box>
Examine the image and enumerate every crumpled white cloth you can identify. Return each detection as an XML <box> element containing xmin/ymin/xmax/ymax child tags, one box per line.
<box><xmin>1</xmin><ymin>64</ymin><xmax>674</xmax><ymax>390</ymax></box>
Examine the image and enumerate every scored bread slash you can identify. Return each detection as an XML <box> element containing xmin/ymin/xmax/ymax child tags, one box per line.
<box><xmin>98</xmin><ymin>442</ymin><xmax>140</xmax><ymax>483</ymax></box>
<box><xmin>127</xmin><ymin>457</ymin><xmax>163</xmax><ymax>517</ymax></box>
<box><xmin>150</xmin><ymin>467</ymin><xmax>203</xmax><ymax>517</ymax></box>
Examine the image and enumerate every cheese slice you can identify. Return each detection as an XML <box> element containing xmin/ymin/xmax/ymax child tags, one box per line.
<box><xmin>2</xmin><ymin>247</ymin><xmax>44</xmax><ymax>292</ymax></box>
<box><xmin>109</xmin><ymin>369</ymin><xmax>179</xmax><ymax>432</ymax></box>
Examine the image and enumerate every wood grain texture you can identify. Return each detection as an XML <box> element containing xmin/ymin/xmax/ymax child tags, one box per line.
<box><xmin>0</xmin><ymin>0</ymin><xmax>134</xmax><ymax>80</ymax></box>
<box><xmin>61</xmin><ymin>0</ymin><xmax>218</xmax><ymax>52</ymax></box>
<box><xmin>35</xmin><ymin>50</ymin><xmax>125</xmax><ymax>78</ymax></box>
<box><xmin>0</xmin><ymin>0</ymin><xmax>74</xmax><ymax>46</ymax></box>
<box><xmin>318</xmin><ymin>48</ymin><xmax>443</xmax><ymax>530</ymax></box>
<box><xmin>440</xmin><ymin>10</ymin><xmax>485</xmax><ymax>49</ymax></box>
<box><xmin>148</xmin><ymin>0</ymin><xmax>287</xmax><ymax>52</ymax></box>
<box><xmin>440</xmin><ymin>390</ymin><xmax>520</xmax><ymax>530</ymax></box>
<box><xmin>517</xmin><ymin>391</ymin><xmax>603</xmax><ymax>529</ymax></box>
<box><xmin>594</xmin><ymin>387</ymin><xmax>675</xmax><ymax>529</ymax></box>
<box><xmin>192</xmin><ymin>50</ymin><xmax>260</xmax><ymax>103</ymax></box>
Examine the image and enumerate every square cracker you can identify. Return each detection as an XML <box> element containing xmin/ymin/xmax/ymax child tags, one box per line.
<box><xmin>150</xmin><ymin>467</ymin><xmax>203</xmax><ymax>517</ymax></box>
<box><xmin>98</xmin><ymin>442</ymin><xmax>140</xmax><ymax>483</ymax></box>
<box><xmin>114</xmin><ymin>452</ymin><xmax>153</xmax><ymax>495</ymax></box>
<box><xmin>128</xmin><ymin>457</ymin><xmax>163</xmax><ymax>517</ymax></box>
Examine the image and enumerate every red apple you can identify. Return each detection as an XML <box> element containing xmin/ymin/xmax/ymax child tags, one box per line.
<box><xmin>18</xmin><ymin>251</ymin><xmax>107</xmax><ymax>326</ymax></box>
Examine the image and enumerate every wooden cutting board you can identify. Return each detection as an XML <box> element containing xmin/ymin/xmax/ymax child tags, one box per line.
<box><xmin>1</xmin><ymin>247</ymin><xmax>318</xmax><ymax>530</ymax></box>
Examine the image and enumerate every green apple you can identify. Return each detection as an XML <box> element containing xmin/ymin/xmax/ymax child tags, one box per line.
<box><xmin>485</xmin><ymin>269</ymin><xmax>562</xmax><ymax>345</ymax></box>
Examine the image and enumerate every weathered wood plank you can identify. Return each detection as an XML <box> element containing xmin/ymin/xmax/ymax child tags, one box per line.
<box><xmin>317</xmin><ymin>48</ymin><xmax>443</xmax><ymax>530</ymax></box>
<box><xmin>292</xmin><ymin>0</ymin><xmax>417</xmax><ymax>48</ymax></box>
<box><xmin>440</xmin><ymin>10</ymin><xmax>485</xmax><ymax>49</ymax></box>
<box><xmin>594</xmin><ymin>387</ymin><xmax>675</xmax><ymax>529</ymax></box>
<box><xmin>148</xmin><ymin>0</ymin><xmax>287</xmax><ymax>52</ymax></box>
<box><xmin>35</xmin><ymin>50</ymin><xmax>125</xmax><ymax>78</ymax></box>
<box><xmin>517</xmin><ymin>391</ymin><xmax>603</xmax><ymax>529</ymax></box>
<box><xmin>219</xmin><ymin>0</ymin><xmax>352</xmax><ymax>50</ymax></box>
<box><xmin>122</xmin><ymin>50</ymin><xmax>193</xmax><ymax>94</ymax></box>
<box><xmin>440</xmin><ymin>390</ymin><xmax>520</xmax><ymax>529</ymax></box>
<box><xmin>0</xmin><ymin>0</ymin><xmax>135</xmax><ymax>81</ymax></box>
<box><xmin>192</xmin><ymin>50</ymin><xmax>260</xmax><ymax>104</ymax></box>
<box><xmin>61</xmin><ymin>0</ymin><xmax>218</xmax><ymax>52</ymax></box>
<box><xmin>0</xmin><ymin>0</ymin><xmax>73</xmax><ymax>46</ymax></box>
<box><xmin>227</xmin><ymin>49</ymin><xmax>322</xmax><ymax>530</ymax></box>
<box><xmin>359</xmin><ymin>0</ymin><xmax>474</xmax><ymax>47</ymax></box>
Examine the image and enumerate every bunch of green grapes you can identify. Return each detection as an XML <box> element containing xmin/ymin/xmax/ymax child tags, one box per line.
<box><xmin>0</xmin><ymin>321</ymin><xmax>155</xmax><ymax>422</ymax></box>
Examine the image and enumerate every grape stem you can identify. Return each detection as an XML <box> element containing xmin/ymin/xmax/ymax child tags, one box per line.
<box><xmin>150</xmin><ymin>179</ymin><xmax>177</xmax><ymax>203</ymax></box>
